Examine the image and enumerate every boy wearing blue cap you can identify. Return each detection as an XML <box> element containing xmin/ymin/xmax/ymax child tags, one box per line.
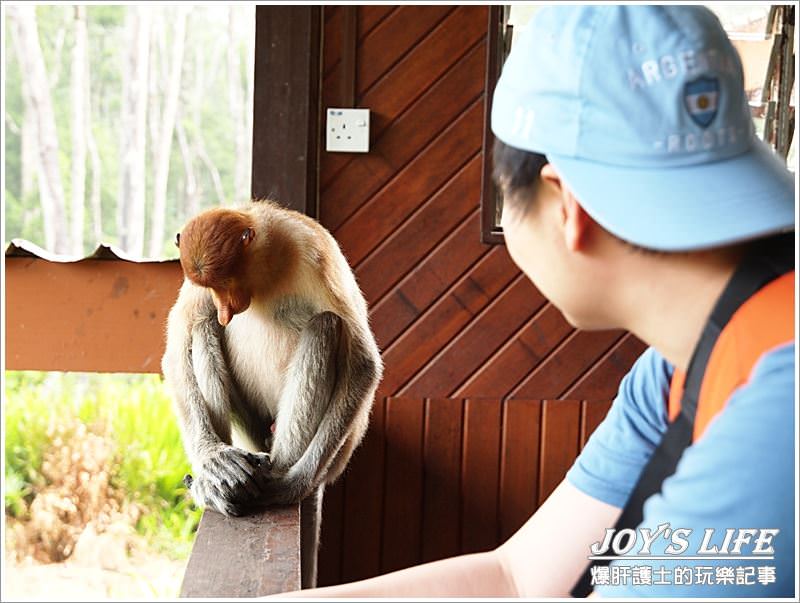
<box><xmin>284</xmin><ymin>6</ymin><xmax>795</xmax><ymax>598</ymax></box>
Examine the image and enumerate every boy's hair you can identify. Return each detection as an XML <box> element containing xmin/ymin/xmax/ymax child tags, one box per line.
<box><xmin>492</xmin><ymin>138</ymin><xmax>548</xmax><ymax>216</ymax></box>
<box><xmin>492</xmin><ymin>137</ymin><xmax>666</xmax><ymax>254</ymax></box>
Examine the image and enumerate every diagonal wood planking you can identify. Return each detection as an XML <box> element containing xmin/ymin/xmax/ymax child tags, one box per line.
<box><xmin>323</xmin><ymin>37</ymin><xmax>486</xmax><ymax>192</ymax></box>
<box><xmin>317</xmin><ymin>6</ymin><xmax>645</xmax><ymax>586</ymax></box>
<box><xmin>321</xmin><ymin>7</ymin><xmax>487</xmax><ymax>227</ymax></box>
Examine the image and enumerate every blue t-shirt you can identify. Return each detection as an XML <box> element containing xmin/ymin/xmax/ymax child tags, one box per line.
<box><xmin>567</xmin><ymin>344</ymin><xmax>796</xmax><ymax>597</ymax></box>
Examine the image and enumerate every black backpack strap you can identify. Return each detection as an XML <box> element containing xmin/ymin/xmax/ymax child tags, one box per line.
<box><xmin>570</xmin><ymin>233</ymin><xmax>794</xmax><ymax>597</ymax></box>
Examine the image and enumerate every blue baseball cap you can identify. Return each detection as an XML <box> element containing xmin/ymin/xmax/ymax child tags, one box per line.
<box><xmin>491</xmin><ymin>6</ymin><xmax>795</xmax><ymax>251</ymax></box>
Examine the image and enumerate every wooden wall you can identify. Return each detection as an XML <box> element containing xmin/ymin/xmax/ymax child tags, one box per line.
<box><xmin>317</xmin><ymin>6</ymin><xmax>646</xmax><ymax>586</ymax></box>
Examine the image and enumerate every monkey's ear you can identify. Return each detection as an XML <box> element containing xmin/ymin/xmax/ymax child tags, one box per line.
<box><xmin>175</xmin><ymin>233</ymin><xmax>181</xmax><ymax>248</ymax></box>
<box><xmin>241</xmin><ymin>228</ymin><xmax>255</xmax><ymax>247</ymax></box>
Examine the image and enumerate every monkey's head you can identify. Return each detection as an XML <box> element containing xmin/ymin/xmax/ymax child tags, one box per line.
<box><xmin>177</xmin><ymin>208</ymin><xmax>257</xmax><ymax>327</ymax></box>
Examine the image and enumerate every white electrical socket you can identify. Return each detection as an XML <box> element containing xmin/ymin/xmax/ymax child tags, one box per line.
<box><xmin>326</xmin><ymin>108</ymin><xmax>370</xmax><ymax>153</ymax></box>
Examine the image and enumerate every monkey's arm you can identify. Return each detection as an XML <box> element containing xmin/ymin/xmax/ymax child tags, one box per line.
<box><xmin>266</xmin><ymin>311</ymin><xmax>381</xmax><ymax>504</ymax></box>
<box><xmin>163</xmin><ymin>286</ymin><xmax>271</xmax><ymax>516</ymax></box>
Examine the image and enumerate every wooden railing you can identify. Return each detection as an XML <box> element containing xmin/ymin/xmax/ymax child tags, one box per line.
<box><xmin>180</xmin><ymin>505</ymin><xmax>302</xmax><ymax>597</ymax></box>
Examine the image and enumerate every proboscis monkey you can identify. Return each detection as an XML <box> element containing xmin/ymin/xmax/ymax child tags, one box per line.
<box><xmin>162</xmin><ymin>200</ymin><xmax>382</xmax><ymax>587</ymax></box>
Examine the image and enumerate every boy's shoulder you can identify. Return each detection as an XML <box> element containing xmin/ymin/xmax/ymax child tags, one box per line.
<box><xmin>626</xmin><ymin>341</ymin><xmax>795</xmax><ymax>419</ymax></box>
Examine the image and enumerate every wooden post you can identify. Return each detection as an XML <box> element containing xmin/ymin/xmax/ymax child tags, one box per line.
<box><xmin>251</xmin><ymin>6</ymin><xmax>322</xmax><ymax>218</ymax></box>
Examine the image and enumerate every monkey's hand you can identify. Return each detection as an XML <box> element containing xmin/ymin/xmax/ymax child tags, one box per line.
<box><xmin>248</xmin><ymin>469</ymin><xmax>313</xmax><ymax>507</ymax></box>
<box><xmin>184</xmin><ymin>445</ymin><xmax>272</xmax><ymax>517</ymax></box>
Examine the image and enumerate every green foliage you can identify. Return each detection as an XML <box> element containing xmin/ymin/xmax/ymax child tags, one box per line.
<box><xmin>4</xmin><ymin>372</ymin><xmax>53</xmax><ymax>511</ymax></box>
<box><xmin>3</xmin><ymin>371</ymin><xmax>202</xmax><ymax>558</ymax></box>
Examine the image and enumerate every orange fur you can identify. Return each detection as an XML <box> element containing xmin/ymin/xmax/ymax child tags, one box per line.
<box><xmin>178</xmin><ymin>208</ymin><xmax>253</xmax><ymax>289</ymax></box>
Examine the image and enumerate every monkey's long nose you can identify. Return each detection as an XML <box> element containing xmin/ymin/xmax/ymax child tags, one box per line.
<box><xmin>217</xmin><ymin>303</ymin><xmax>233</xmax><ymax>327</ymax></box>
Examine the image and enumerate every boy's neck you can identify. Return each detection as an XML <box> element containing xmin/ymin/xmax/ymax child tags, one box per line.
<box><xmin>616</xmin><ymin>249</ymin><xmax>743</xmax><ymax>373</ymax></box>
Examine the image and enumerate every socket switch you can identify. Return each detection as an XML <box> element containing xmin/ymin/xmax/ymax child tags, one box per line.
<box><xmin>326</xmin><ymin>108</ymin><xmax>370</xmax><ymax>153</ymax></box>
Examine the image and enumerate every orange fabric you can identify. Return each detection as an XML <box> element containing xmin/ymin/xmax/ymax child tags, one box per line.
<box><xmin>667</xmin><ymin>368</ymin><xmax>685</xmax><ymax>422</ymax></box>
<box><xmin>668</xmin><ymin>271</ymin><xmax>795</xmax><ymax>441</ymax></box>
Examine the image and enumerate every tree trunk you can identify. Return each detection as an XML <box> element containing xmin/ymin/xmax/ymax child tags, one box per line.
<box><xmin>85</xmin><ymin>26</ymin><xmax>102</xmax><ymax>244</ymax></box>
<box><xmin>21</xmin><ymin>105</ymin><xmax>37</xmax><ymax>200</ymax></box>
<box><xmin>87</xmin><ymin>127</ymin><xmax>102</xmax><ymax>244</ymax></box>
<box><xmin>47</xmin><ymin>26</ymin><xmax>67</xmax><ymax>89</ymax></box>
<box><xmin>228</xmin><ymin>7</ymin><xmax>248</xmax><ymax>203</ymax></box>
<box><xmin>8</xmin><ymin>5</ymin><xmax>70</xmax><ymax>253</ymax></box>
<box><xmin>117</xmin><ymin>6</ymin><xmax>151</xmax><ymax>256</ymax></box>
<box><xmin>190</xmin><ymin>39</ymin><xmax>225</xmax><ymax>206</ymax></box>
<box><xmin>196</xmin><ymin>135</ymin><xmax>226</xmax><ymax>206</ymax></box>
<box><xmin>70</xmin><ymin>6</ymin><xmax>88</xmax><ymax>255</ymax></box>
<box><xmin>176</xmin><ymin>119</ymin><xmax>199</xmax><ymax>219</ymax></box>
<box><xmin>148</xmin><ymin>7</ymin><xmax>188</xmax><ymax>258</ymax></box>
<box><xmin>148</xmin><ymin>19</ymin><xmax>163</xmax><ymax>181</ymax></box>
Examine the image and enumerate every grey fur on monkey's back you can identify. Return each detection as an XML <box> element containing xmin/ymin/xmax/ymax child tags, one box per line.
<box><xmin>162</xmin><ymin>199</ymin><xmax>382</xmax><ymax>523</ymax></box>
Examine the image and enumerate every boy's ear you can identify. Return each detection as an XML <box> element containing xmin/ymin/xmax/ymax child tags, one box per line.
<box><xmin>540</xmin><ymin>164</ymin><xmax>594</xmax><ymax>252</ymax></box>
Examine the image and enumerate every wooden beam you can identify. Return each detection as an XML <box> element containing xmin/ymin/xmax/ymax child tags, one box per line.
<box><xmin>5</xmin><ymin>257</ymin><xmax>182</xmax><ymax>373</ymax></box>
<box><xmin>181</xmin><ymin>506</ymin><xmax>301</xmax><ymax>597</ymax></box>
<box><xmin>251</xmin><ymin>6</ymin><xmax>322</xmax><ymax>218</ymax></box>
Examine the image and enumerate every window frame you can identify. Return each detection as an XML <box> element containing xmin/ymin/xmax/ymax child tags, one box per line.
<box><xmin>480</xmin><ymin>6</ymin><xmax>508</xmax><ymax>245</ymax></box>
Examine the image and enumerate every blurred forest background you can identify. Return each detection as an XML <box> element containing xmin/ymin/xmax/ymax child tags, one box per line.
<box><xmin>3</xmin><ymin>5</ymin><xmax>254</xmax><ymax>597</ymax></box>
<box><xmin>4</xmin><ymin>4</ymin><xmax>254</xmax><ymax>258</ymax></box>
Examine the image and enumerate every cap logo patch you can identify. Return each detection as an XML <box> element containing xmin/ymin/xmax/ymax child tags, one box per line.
<box><xmin>684</xmin><ymin>76</ymin><xmax>719</xmax><ymax>128</ymax></box>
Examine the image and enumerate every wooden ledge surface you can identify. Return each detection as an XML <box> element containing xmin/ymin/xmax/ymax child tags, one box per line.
<box><xmin>180</xmin><ymin>505</ymin><xmax>301</xmax><ymax>598</ymax></box>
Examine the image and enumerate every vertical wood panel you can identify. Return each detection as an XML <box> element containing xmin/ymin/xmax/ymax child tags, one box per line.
<box><xmin>316</xmin><ymin>479</ymin><xmax>344</xmax><ymax>587</ymax></box>
<box><xmin>580</xmin><ymin>399</ymin><xmax>613</xmax><ymax>448</ymax></box>
<box><xmin>461</xmin><ymin>399</ymin><xmax>501</xmax><ymax>554</ymax></box>
<box><xmin>381</xmin><ymin>398</ymin><xmax>424</xmax><ymax>574</ymax></box>
<box><xmin>421</xmin><ymin>398</ymin><xmax>463</xmax><ymax>562</ymax></box>
<box><xmin>499</xmin><ymin>399</ymin><xmax>541</xmax><ymax>541</ymax></box>
<box><xmin>538</xmin><ymin>400</ymin><xmax>581</xmax><ymax>506</ymax></box>
<box><xmin>340</xmin><ymin>398</ymin><xmax>386</xmax><ymax>583</ymax></box>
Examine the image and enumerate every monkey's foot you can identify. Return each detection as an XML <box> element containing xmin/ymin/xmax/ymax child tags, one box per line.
<box><xmin>186</xmin><ymin>446</ymin><xmax>273</xmax><ymax>516</ymax></box>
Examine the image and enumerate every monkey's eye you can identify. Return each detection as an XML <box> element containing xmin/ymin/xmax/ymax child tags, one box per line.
<box><xmin>241</xmin><ymin>228</ymin><xmax>254</xmax><ymax>245</ymax></box>
<box><xmin>175</xmin><ymin>233</ymin><xmax>181</xmax><ymax>248</ymax></box>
